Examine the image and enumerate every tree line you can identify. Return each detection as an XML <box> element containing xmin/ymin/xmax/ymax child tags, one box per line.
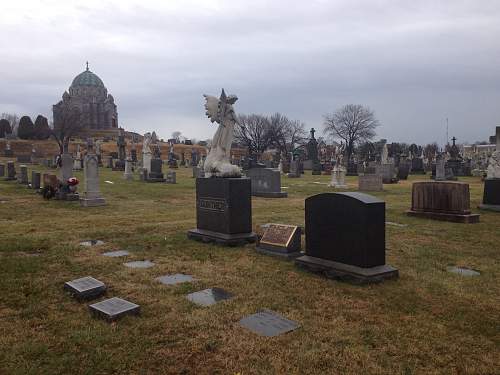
<box><xmin>0</xmin><ymin>113</ymin><xmax>51</xmax><ymax>140</ymax></box>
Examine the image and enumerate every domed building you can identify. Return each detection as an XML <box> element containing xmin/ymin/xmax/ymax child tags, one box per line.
<box><xmin>53</xmin><ymin>63</ymin><xmax>118</xmax><ymax>137</ymax></box>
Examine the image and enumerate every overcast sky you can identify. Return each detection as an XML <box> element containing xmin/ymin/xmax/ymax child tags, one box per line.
<box><xmin>1</xmin><ymin>0</ymin><xmax>499</xmax><ymax>145</ymax></box>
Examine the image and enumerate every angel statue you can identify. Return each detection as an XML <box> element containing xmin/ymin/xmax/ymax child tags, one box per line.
<box><xmin>203</xmin><ymin>89</ymin><xmax>242</xmax><ymax>177</ymax></box>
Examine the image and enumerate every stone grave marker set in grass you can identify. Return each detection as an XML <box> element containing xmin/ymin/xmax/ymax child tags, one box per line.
<box><xmin>79</xmin><ymin>239</ymin><xmax>105</xmax><ymax>247</ymax></box>
<box><xmin>102</xmin><ymin>250</ymin><xmax>130</xmax><ymax>257</ymax></box>
<box><xmin>123</xmin><ymin>260</ymin><xmax>155</xmax><ymax>269</ymax></box>
<box><xmin>89</xmin><ymin>297</ymin><xmax>140</xmax><ymax>322</ymax></box>
<box><xmin>156</xmin><ymin>274</ymin><xmax>195</xmax><ymax>285</ymax></box>
<box><xmin>186</xmin><ymin>287</ymin><xmax>233</xmax><ymax>307</ymax></box>
<box><xmin>256</xmin><ymin>223</ymin><xmax>302</xmax><ymax>258</ymax></box>
<box><xmin>295</xmin><ymin>192</ymin><xmax>399</xmax><ymax>284</ymax></box>
<box><xmin>239</xmin><ymin>309</ymin><xmax>300</xmax><ymax>337</ymax></box>
<box><xmin>64</xmin><ymin>276</ymin><xmax>106</xmax><ymax>301</ymax></box>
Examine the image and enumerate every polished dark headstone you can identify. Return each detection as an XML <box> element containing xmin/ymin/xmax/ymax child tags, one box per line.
<box><xmin>64</xmin><ymin>276</ymin><xmax>106</xmax><ymax>300</ymax></box>
<box><xmin>79</xmin><ymin>240</ymin><xmax>105</xmax><ymax>247</ymax></box>
<box><xmin>102</xmin><ymin>250</ymin><xmax>130</xmax><ymax>257</ymax></box>
<box><xmin>239</xmin><ymin>309</ymin><xmax>300</xmax><ymax>337</ymax></box>
<box><xmin>447</xmin><ymin>266</ymin><xmax>480</xmax><ymax>276</ymax></box>
<box><xmin>187</xmin><ymin>178</ymin><xmax>256</xmax><ymax>246</ymax></box>
<box><xmin>256</xmin><ymin>223</ymin><xmax>301</xmax><ymax>258</ymax></box>
<box><xmin>89</xmin><ymin>297</ymin><xmax>140</xmax><ymax>322</ymax></box>
<box><xmin>479</xmin><ymin>178</ymin><xmax>500</xmax><ymax>212</ymax></box>
<box><xmin>295</xmin><ymin>192</ymin><xmax>398</xmax><ymax>283</ymax></box>
<box><xmin>147</xmin><ymin>158</ymin><xmax>165</xmax><ymax>182</ymax></box>
<box><xmin>246</xmin><ymin>168</ymin><xmax>287</xmax><ymax>198</ymax></box>
<box><xmin>123</xmin><ymin>260</ymin><xmax>154</xmax><ymax>269</ymax></box>
<box><xmin>156</xmin><ymin>273</ymin><xmax>195</xmax><ymax>285</ymax></box>
<box><xmin>186</xmin><ymin>288</ymin><xmax>233</xmax><ymax>307</ymax></box>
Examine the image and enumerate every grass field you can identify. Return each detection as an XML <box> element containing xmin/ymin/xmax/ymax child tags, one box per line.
<box><xmin>0</xmin><ymin>162</ymin><xmax>498</xmax><ymax>375</ymax></box>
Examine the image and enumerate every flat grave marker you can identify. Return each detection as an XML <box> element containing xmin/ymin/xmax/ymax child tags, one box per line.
<box><xmin>156</xmin><ymin>274</ymin><xmax>195</xmax><ymax>285</ymax></box>
<box><xmin>239</xmin><ymin>309</ymin><xmax>300</xmax><ymax>337</ymax></box>
<box><xmin>79</xmin><ymin>240</ymin><xmax>105</xmax><ymax>247</ymax></box>
<box><xmin>447</xmin><ymin>266</ymin><xmax>480</xmax><ymax>276</ymax></box>
<box><xmin>124</xmin><ymin>260</ymin><xmax>155</xmax><ymax>269</ymax></box>
<box><xmin>64</xmin><ymin>276</ymin><xmax>106</xmax><ymax>300</ymax></box>
<box><xmin>102</xmin><ymin>250</ymin><xmax>130</xmax><ymax>257</ymax></box>
<box><xmin>89</xmin><ymin>297</ymin><xmax>140</xmax><ymax>322</ymax></box>
<box><xmin>257</xmin><ymin>223</ymin><xmax>301</xmax><ymax>258</ymax></box>
<box><xmin>186</xmin><ymin>288</ymin><xmax>232</xmax><ymax>307</ymax></box>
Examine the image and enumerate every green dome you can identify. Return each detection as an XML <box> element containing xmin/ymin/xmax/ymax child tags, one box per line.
<box><xmin>71</xmin><ymin>69</ymin><xmax>104</xmax><ymax>88</ymax></box>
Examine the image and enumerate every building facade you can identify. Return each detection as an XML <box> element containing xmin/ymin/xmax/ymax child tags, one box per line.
<box><xmin>53</xmin><ymin>64</ymin><xmax>118</xmax><ymax>138</ymax></box>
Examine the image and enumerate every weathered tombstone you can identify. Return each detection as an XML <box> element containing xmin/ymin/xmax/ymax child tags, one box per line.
<box><xmin>104</xmin><ymin>156</ymin><xmax>113</xmax><ymax>168</ymax></box>
<box><xmin>147</xmin><ymin>159</ymin><xmax>165</xmax><ymax>182</ymax></box>
<box><xmin>239</xmin><ymin>310</ymin><xmax>300</xmax><ymax>337</ymax></box>
<box><xmin>376</xmin><ymin>163</ymin><xmax>398</xmax><ymax>184</ymax></box>
<box><xmin>139</xmin><ymin>167</ymin><xmax>148</xmax><ymax>181</ymax></box>
<box><xmin>256</xmin><ymin>224</ymin><xmax>301</xmax><ymax>258</ymax></box>
<box><xmin>287</xmin><ymin>160</ymin><xmax>300</xmax><ymax>178</ymax></box>
<box><xmin>397</xmin><ymin>163</ymin><xmax>410</xmax><ymax>180</ymax></box>
<box><xmin>188</xmin><ymin>178</ymin><xmax>256</xmax><ymax>245</ymax></box>
<box><xmin>18</xmin><ymin>165</ymin><xmax>28</xmax><ymax>185</ymax></box>
<box><xmin>407</xmin><ymin>181</ymin><xmax>480</xmax><ymax>223</ymax></box>
<box><xmin>123</xmin><ymin>159</ymin><xmax>133</xmax><ymax>180</ymax></box>
<box><xmin>247</xmin><ymin>168</ymin><xmax>287</xmax><ymax>197</ymax></box>
<box><xmin>186</xmin><ymin>288</ymin><xmax>232</xmax><ymax>307</ymax></box>
<box><xmin>192</xmin><ymin>166</ymin><xmax>200</xmax><ymax>178</ymax></box>
<box><xmin>59</xmin><ymin>153</ymin><xmax>74</xmax><ymax>182</ymax></box>
<box><xmin>64</xmin><ymin>276</ymin><xmax>106</xmax><ymax>301</ymax></box>
<box><xmin>358</xmin><ymin>174</ymin><xmax>383</xmax><ymax>192</ymax></box>
<box><xmin>165</xmin><ymin>171</ymin><xmax>176</xmax><ymax>184</ymax></box>
<box><xmin>295</xmin><ymin>192</ymin><xmax>399</xmax><ymax>283</ymax></box>
<box><xmin>5</xmin><ymin>161</ymin><xmax>16</xmax><ymax>181</ymax></box>
<box><xmin>410</xmin><ymin>157</ymin><xmax>426</xmax><ymax>174</ymax></box>
<box><xmin>435</xmin><ymin>156</ymin><xmax>446</xmax><ymax>181</ymax></box>
<box><xmin>479</xmin><ymin>126</ymin><xmax>500</xmax><ymax>211</ymax></box>
<box><xmin>4</xmin><ymin>141</ymin><xmax>13</xmax><ymax>157</ymax></box>
<box><xmin>0</xmin><ymin>163</ymin><xmax>4</xmax><ymax>177</ymax></box>
<box><xmin>329</xmin><ymin>166</ymin><xmax>347</xmax><ymax>188</ymax></box>
<box><xmin>31</xmin><ymin>171</ymin><xmax>41</xmax><ymax>190</ymax></box>
<box><xmin>80</xmin><ymin>141</ymin><xmax>106</xmax><ymax>207</ymax></box>
<box><xmin>89</xmin><ymin>297</ymin><xmax>140</xmax><ymax>322</ymax></box>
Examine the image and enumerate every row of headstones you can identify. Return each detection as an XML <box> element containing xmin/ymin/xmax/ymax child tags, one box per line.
<box><xmin>65</xmin><ymin>245</ymin><xmax>299</xmax><ymax>336</ymax></box>
<box><xmin>0</xmin><ymin>162</ymin><xmax>41</xmax><ymax>189</ymax></box>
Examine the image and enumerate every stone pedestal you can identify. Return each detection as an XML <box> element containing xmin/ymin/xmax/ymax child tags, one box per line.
<box><xmin>80</xmin><ymin>154</ymin><xmax>106</xmax><ymax>207</ymax></box>
<box><xmin>247</xmin><ymin>168</ymin><xmax>287</xmax><ymax>198</ymax></box>
<box><xmin>295</xmin><ymin>192</ymin><xmax>398</xmax><ymax>284</ymax></box>
<box><xmin>187</xmin><ymin>178</ymin><xmax>256</xmax><ymax>246</ymax></box>
<box><xmin>479</xmin><ymin>178</ymin><xmax>500</xmax><ymax>211</ymax></box>
<box><xmin>407</xmin><ymin>181</ymin><xmax>479</xmax><ymax>223</ymax></box>
<box><xmin>329</xmin><ymin>168</ymin><xmax>348</xmax><ymax>188</ymax></box>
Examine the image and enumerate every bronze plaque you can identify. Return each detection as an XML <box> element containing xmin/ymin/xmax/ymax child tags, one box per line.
<box><xmin>260</xmin><ymin>224</ymin><xmax>298</xmax><ymax>248</ymax></box>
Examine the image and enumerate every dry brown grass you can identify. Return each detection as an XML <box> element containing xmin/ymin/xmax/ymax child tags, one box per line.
<box><xmin>0</xmin><ymin>161</ymin><xmax>499</xmax><ymax>375</ymax></box>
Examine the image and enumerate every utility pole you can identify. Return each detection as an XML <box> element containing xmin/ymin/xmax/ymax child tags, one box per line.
<box><xmin>446</xmin><ymin>118</ymin><xmax>449</xmax><ymax>145</ymax></box>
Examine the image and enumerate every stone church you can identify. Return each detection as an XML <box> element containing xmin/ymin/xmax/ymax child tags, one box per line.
<box><xmin>53</xmin><ymin>64</ymin><xmax>119</xmax><ymax>137</ymax></box>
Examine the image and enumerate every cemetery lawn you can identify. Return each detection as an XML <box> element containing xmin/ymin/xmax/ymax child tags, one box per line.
<box><xmin>0</xmin><ymin>165</ymin><xmax>499</xmax><ymax>375</ymax></box>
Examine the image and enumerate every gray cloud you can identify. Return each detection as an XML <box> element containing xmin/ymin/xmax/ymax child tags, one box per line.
<box><xmin>1</xmin><ymin>0</ymin><xmax>499</xmax><ymax>144</ymax></box>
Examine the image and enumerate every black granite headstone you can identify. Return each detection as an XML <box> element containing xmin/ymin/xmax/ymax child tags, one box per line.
<box><xmin>89</xmin><ymin>297</ymin><xmax>140</xmax><ymax>321</ymax></box>
<box><xmin>187</xmin><ymin>178</ymin><xmax>256</xmax><ymax>246</ymax></box>
<box><xmin>479</xmin><ymin>178</ymin><xmax>500</xmax><ymax>211</ymax></box>
<box><xmin>239</xmin><ymin>309</ymin><xmax>300</xmax><ymax>337</ymax></box>
<box><xmin>64</xmin><ymin>276</ymin><xmax>106</xmax><ymax>300</ymax></box>
<box><xmin>147</xmin><ymin>158</ymin><xmax>165</xmax><ymax>182</ymax></box>
<box><xmin>295</xmin><ymin>192</ymin><xmax>398</xmax><ymax>283</ymax></box>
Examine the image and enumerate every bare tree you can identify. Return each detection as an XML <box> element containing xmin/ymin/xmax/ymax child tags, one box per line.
<box><xmin>267</xmin><ymin>113</ymin><xmax>307</xmax><ymax>158</ymax></box>
<box><xmin>323</xmin><ymin>104</ymin><xmax>379</xmax><ymax>160</ymax></box>
<box><xmin>50</xmin><ymin>104</ymin><xmax>86</xmax><ymax>154</ymax></box>
<box><xmin>234</xmin><ymin>114</ymin><xmax>272</xmax><ymax>156</ymax></box>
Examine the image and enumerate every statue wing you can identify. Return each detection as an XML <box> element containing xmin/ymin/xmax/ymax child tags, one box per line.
<box><xmin>204</xmin><ymin>95</ymin><xmax>220</xmax><ymax>123</ymax></box>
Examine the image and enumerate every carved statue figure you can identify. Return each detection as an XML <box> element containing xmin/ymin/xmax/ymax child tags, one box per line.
<box><xmin>203</xmin><ymin>89</ymin><xmax>241</xmax><ymax>177</ymax></box>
